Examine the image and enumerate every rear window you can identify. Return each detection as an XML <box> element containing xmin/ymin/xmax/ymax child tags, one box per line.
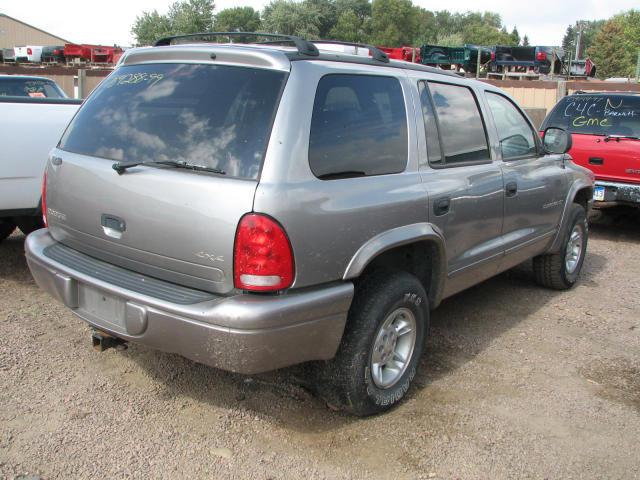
<box><xmin>544</xmin><ymin>95</ymin><xmax>640</xmax><ymax>137</ymax></box>
<box><xmin>59</xmin><ymin>64</ymin><xmax>287</xmax><ymax>179</ymax></box>
<box><xmin>0</xmin><ymin>78</ymin><xmax>65</xmax><ymax>98</ymax></box>
<box><xmin>309</xmin><ymin>74</ymin><xmax>408</xmax><ymax>179</ymax></box>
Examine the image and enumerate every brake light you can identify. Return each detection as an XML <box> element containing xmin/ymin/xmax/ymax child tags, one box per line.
<box><xmin>27</xmin><ymin>48</ymin><xmax>32</xmax><ymax>55</ymax></box>
<box><xmin>41</xmin><ymin>172</ymin><xmax>47</xmax><ymax>227</ymax></box>
<box><xmin>536</xmin><ymin>51</ymin><xmax>547</xmax><ymax>61</ymax></box>
<box><xmin>234</xmin><ymin>213</ymin><xmax>294</xmax><ymax>292</ymax></box>
<box><xmin>490</xmin><ymin>51</ymin><xmax>495</xmax><ymax>62</ymax></box>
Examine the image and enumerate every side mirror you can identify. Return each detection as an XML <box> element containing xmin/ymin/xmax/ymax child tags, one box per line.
<box><xmin>543</xmin><ymin>127</ymin><xmax>572</xmax><ymax>154</ymax></box>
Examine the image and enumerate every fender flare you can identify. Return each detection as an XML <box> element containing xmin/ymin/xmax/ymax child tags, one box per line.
<box><xmin>549</xmin><ymin>179</ymin><xmax>593</xmax><ymax>252</ymax></box>
<box><xmin>343</xmin><ymin>223</ymin><xmax>447</xmax><ymax>307</ymax></box>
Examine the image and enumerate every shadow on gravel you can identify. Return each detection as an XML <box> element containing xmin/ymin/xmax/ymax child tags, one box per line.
<box><xmin>127</xmin><ymin>250</ymin><xmax>606</xmax><ymax>432</ymax></box>
<box><xmin>590</xmin><ymin>207</ymin><xmax>640</xmax><ymax>242</ymax></box>
<box><xmin>0</xmin><ymin>232</ymin><xmax>32</xmax><ymax>283</ymax></box>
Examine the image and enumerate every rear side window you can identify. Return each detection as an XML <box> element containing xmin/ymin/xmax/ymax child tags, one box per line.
<box><xmin>486</xmin><ymin>92</ymin><xmax>537</xmax><ymax>160</ymax></box>
<box><xmin>427</xmin><ymin>82</ymin><xmax>490</xmax><ymax>165</ymax></box>
<box><xmin>0</xmin><ymin>78</ymin><xmax>65</xmax><ymax>98</ymax></box>
<box><xmin>544</xmin><ymin>95</ymin><xmax>640</xmax><ymax>137</ymax></box>
<box><xmin>59</xmin><ymin>64</ymin><xmax>287</xmax><ymax>179</ymax></box>
<box><xmin>309</xmin><ymin>74</ymin><xmax>408</xmax><ymax>179</ymax></box>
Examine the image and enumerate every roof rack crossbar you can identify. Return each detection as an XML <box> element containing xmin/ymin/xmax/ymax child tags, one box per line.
<box><xmin>153</xmin><ymin>31</ymin><xmax>319</xmax><ymax>57</ymax></box>
<box><xmin>311</xmin><ymin>40</ymin><xmax>389</xmax><ymax>63</ymax></box>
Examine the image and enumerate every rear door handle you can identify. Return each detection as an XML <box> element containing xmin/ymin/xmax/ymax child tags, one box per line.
<box><xmin>505</xmin><ymin>182</ymin><xmax>518</xmax><ymax>197</ymax></box>
<box><xmin>434</xmin><ymin>197</ymin><xmax>450</xmax><ymax>216</ymax></box>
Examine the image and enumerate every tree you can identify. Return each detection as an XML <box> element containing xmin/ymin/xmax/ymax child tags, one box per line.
<box><xmin>588</xmin><ymin>18</ymin><xmax>631</xmax><ymax>78</ymax></box>
<box><xmin>261</xmin><ymin>0</ymin><xmax>323</xmax><ymax>38</ymax></box>
<box><xmin>510</xmin><ymin>27</ymin><xmax>520</xmax><ymax>46</ymax></box>
<box><xmin>304</xmin><ymin>0</ymin><xmax>338</xmax><ymax>38</ymax></box>
<box><xmin>131</xmin><ymin>0</ymin><xmax>214</xmax><ymax>46</ymax></box>
<box><xmin>213</xmin><ymin>7</ymin><xmax>261</xmax><ymax>32</ymax></box>
<box><xmin>522</xmin><ymin>34</ymin><xmax>530</xmax><ymax>46</ymax></box>
<box><xmin>562</xmin><ymin>20</ymin><xmax>605</xmax><ymax>59</ymax></box>
<box><xmin>368</xmin><ymin>0</ymin><xmax>420</xmax><ymax>46</ymax></box>
<box><xmin>132</xmin><ymin>10</ymin><xmax>172</xmax><ymax>46</ymax></box>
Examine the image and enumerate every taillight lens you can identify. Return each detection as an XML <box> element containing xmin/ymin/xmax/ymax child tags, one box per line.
<box><xmin>234</xmin><ymin>213</ymin><xmax>294</xmax><ymax>292</ymax></box>
<box><xmin>490</xmin><ymin>51</ymin><xmax>496</xmax><ymax>62</ymax></box>
<box><xmin>27</xmin><ymin>48</ymin><xmax>32</xmax><ymax>55</ymax></box>
<box><xmin>536</xmin><ymin>51</ymin><xmax>547</xmax><ymax>61</ymax></box>
<box><xmin>41</xmin><ymin>172</ymin><xmax>47</xmax><ymax>227</ymax></box>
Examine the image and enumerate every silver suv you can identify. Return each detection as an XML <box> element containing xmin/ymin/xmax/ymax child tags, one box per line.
<box><xmin>25</xmin><ymin>34</ymin><xmax>594</xmax><ymax>416</ymax></box>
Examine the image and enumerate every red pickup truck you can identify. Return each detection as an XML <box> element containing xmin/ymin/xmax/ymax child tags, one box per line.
<box><xmin>541</xmin><ymin>92</ymin><xmax>640</xmax><ymax>207</ymax></box>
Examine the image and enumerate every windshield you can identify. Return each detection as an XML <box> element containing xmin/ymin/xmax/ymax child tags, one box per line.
<box><xmin>0</xmin><ymin>78</ymin><xmax>66</xmax><ymax>98</ymax></box>
<box><xmin>544</xmin><ymin>95</ymin><xmax>640</xmax><ymax>137</ymax></box>
<box><xmin>59</xmin><ymin>63</ymin><xmax>287</xmax><ymax>179</ymax></box>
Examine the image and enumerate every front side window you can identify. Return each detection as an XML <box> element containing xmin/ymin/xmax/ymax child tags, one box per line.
<box><xmin>59</xmin><ymin>64</ymin><xmax>286</xmax><ymax>179</ymax></box>
<box><xmin>486</xmin><ymin>92</ymin><xmax>537</xmax><ymax>160</ymax></box>
<box><xmin>309</xmin><ymin>74</ymin><xmax>408</xmax><ymax>179</ymax></box>
<box><xmin>427</xmin><ymin>82</ymin><xmax>490</xmax><ymax>165</ymax></box>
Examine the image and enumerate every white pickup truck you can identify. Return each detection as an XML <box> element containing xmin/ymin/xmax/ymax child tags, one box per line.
<box><xmin>0</xmin><ymin>75</ymin><xmax>81</xmax><ymax>241</ymax></box>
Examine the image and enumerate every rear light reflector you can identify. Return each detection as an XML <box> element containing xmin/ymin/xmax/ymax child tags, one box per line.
<box><xmin>536</xmin><ymin>51</ymin><xmax>547</xmax><ymax>61</ymax></box>
<box><xmin>41</xmin><ymin>172</ymin><xmax>47</xmax><ymax>227</ymax></box>
<box><xmin>234</xmin><ymin>213</ymin><xmax>294</xmax><ymax>292</ymax></box>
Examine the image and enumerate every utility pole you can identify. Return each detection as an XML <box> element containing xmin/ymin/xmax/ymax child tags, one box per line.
<box><xmin>574</xmin><ymin>21</ymin><xmax>585</xmax><ymax>61</ymax></box>
<box><xmin>636</xmin><ymin>51</ymin><xmax>640</xmax><ymax>83</ymax></box>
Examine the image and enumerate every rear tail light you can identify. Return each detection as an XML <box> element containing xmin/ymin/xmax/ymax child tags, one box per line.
<box><xmin>27</xmin><ymin>48</ymin><xmax>32</xmax><ymax>55</ymax></box>
<box><xmin>490</xmin><ymin>51</ymin><xmax>496</xmax><ymax>62</ymax></box>
<box><xmin>41</xmin><ymin>172</ymin><xmax>47</xmax><ymax>227</ymax></box>
<box><xmin>53</xmin><ymin>49</ymin><xmax>60</xmax><ymax>55</ymax></box>
<box><xmin>536</xmin><ymin>51</ymin><xmax>547</xmax><ymax>61</ymax></box>
<box><xmin>234</xmin><ymin>213</ymin><xmax>294</xmax><ymax>292</ymax></box>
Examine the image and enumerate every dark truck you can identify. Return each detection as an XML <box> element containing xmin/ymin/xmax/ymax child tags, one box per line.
<box><xmin>420</xmin><ymin>44</ymin><xmax>493</xmax><ymax>73</ymax></box>
<box><xmin>492</xmin><ymin>46</ymin><xmax>563</xmax><ymax>74</ymax></box>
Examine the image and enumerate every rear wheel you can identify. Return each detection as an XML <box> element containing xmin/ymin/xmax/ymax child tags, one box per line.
<box><xmin>533</xmin><ymin>203</ymin><xmax>588</xmax><ymax>290</ymax></box>
<box><xmin>0</xmin><ymin>220</ymin><xmax>16</xmax><ymax>242</ymax></box>
<box><xmin>314</xmin><ymin>270</ymin><xmax>428</xmax><ymax>416</ymax></box>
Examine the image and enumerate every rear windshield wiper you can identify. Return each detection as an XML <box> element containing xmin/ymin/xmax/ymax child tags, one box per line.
<box><xmin>112</xmin><ymin>160</ymin><xmax>226</xmax><ymax>175</ymax></box>
<box><xmin>604</xmin><ymin>135</ymin><xmax>640</xmax><ymax>142</ymax></box>
<box><xmin>317</xmin><ymin>170</ymin><xmax>366</xmax><ymax>180</ymax></box>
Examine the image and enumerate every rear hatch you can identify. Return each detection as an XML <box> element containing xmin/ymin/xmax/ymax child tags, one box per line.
<box><xmin>542</xmin><ymin>94</ymin><xmax>640</xmax><ymax>184</ymax></box>
<box><xmin>47</xmin><ymin>60</ymin><xmax>288</xmax><ymax>294</ymax></box>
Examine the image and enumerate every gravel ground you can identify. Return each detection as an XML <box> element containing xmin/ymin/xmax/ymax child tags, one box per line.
<box><xmin>1</xmin><ymin>208</ymin><xmax>639</xmax><ymax>479</ymax></box>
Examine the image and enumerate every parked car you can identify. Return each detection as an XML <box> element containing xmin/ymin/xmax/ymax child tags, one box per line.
<box><xmin>0</xmin><ymin>75</ymin><xmax>67</xmax><ymax>98</ymax></box>
<box><xmin>25</xmin><ymin>33</ymin><xmax>593</xmax><ymax>416</ymax></box>
<box><xmin>14</xmin><ymin>45</ymin><xmax>44</xmax><ymax>63</ymax></box>
<box><xmin>420</xmin><ymin>44</ymin><xmax>493</xmax><ymax>73</ymax></box>
<box><xmin>492</xmin><ymin>46</ymin><xmax>563</xmax><ymax>74</ymax></box>
<box><xmin>541</xmin><ymin>92</ymin><xmax>639</xmax><ymax>208</ymax></box>
<box><xmin>0</xmin><ymin>76</ymin><xmax>80</xmax><ymax>241</ymax></box>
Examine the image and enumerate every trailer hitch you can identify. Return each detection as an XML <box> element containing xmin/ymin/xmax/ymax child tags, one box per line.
<box><xmin>91</xmin><ymin>330</ymin><xmax>127</xmax><ymax>352</ymax></box>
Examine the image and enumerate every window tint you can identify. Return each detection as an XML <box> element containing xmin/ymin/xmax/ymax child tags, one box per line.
<box><xmin>309</xmin><ymin>74</ymin><xmax>408</xmax><ymax>179</ymax></box>
<box><xmin>0</xmin><ymin>78</ymin><xmax>65</xmax><ymax>98</ymax></box>
<box><xmin>543</xmin><ymin>95</ymin><xmax>640</xmax><ymax>138</ymax></box>
<box><xmin>428</xmin><ymin>82</ymin><xmax>490</xmax><ymax>165</ymax></box>
<box><xmin>418</xmin><ymin>81</ymin><xmax>443</xmax><ymax>167</ymax></box>
<box><xmin>487</xmin><ymin>92</ymin><xmax>537</xmax><ymax>160</ymax></box>
<box><xmin>59</xmin><ymin>64</ymin><xmax>286</xmax><ymax>179</ymax></box>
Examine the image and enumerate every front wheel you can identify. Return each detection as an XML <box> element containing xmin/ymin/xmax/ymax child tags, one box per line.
<box><xmin>314</xmin><ymin>270</ymin><xmax>429</xmax><ymax>416</ymax></box>
<box><xmin>533</xmin><ymin>203</ymin><xmax>588</xmax><ymax>290</ymax></box>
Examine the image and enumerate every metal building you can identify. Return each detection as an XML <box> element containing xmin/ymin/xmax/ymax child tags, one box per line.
<box><xmin>0</xmin><ymin>13</ymin><xmax>69</xmax><ymax>49</ymax></box>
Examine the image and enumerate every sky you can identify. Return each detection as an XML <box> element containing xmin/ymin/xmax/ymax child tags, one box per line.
<box><xmin>0</xmin><ymin>0</ymin><xmax>637</xmax><ymax>47</ymax></box>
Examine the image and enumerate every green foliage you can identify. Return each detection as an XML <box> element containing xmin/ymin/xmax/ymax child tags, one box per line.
<box><xmin>132</xmin><ymin>0</ymin><xmax>214</xmax><ymax>46</ymax></box>
<box><xmin>213</xmin><ymin>7</ymin><xmax>261</xmax><ymax>32</ymax></box>
<box><xmin>329</xmin><ymin>9</ymin><xmax>368</xmax><ymax>42</ymax></box>
<box><xmin>368</xmin><ymin>0</ymin><xmax>420</xmax><ymax>46</ymax></box>
<box><xmin>588</xmin><ymin>10</ymin><xmax>640</xmax><ymax>78</ymax></box>
<box><xmin>261</xmin><ymin>0</ymin><xmax>323</xmax><ymax>38</ymax></box>
<box><xmin>522</xmin><ymin>34</ymin><xmax>530</xmax><ymax>46</ymax></box>
<box><xmin>561</xmin><ymin>20</ymin><xmax>605</xmax><ymax>58</ymax></box>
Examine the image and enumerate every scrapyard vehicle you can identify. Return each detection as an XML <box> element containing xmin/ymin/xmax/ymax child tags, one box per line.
<box><xmin>25</xmin><ymin>33</ymin><xmax>593</xmax><ymax>415</ymax></box>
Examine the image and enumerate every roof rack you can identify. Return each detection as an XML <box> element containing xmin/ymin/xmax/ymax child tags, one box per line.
<box><xmin>154</xmin><ymin>32</ymin><xmax>319</xmax><ymax>57</ymax></box>
<box><xmin>311</xmin><ymin>40</ymin><xmax>389</xmax><ymax>63</ymax></box>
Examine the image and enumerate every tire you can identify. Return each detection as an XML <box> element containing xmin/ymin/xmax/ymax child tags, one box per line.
<box><xmin>314</xmin><ymin>270</ymin><xmax>429</xmax><ymax>416</ymax></box>
<box><xmin>16</xmin><ymin>216</ymin><xmax>44</xmax><ymax>236</ymax></box>
<box><xmin>0</xmin><ymin>220</ymin><xmax>16</xmax><ymax>242</ymax></box>
<box><xmin>533</xmin><ymin>203</ymin><xmax>588</xmax><ymax>290</ymax></box>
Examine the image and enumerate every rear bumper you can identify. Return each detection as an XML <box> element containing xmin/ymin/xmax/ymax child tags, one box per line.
<box><xmin>25</xmin><ymin>229</ymin><xmax>354</xmax><ymax>374</ymax></box>
<box><xmin>594</xmin><ymin>180</ymin><xmax>640</xmax><ymax>206</ymax></box>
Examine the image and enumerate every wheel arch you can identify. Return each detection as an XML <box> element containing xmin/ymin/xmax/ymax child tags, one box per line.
<box><xmin>549</xmin><ymin>179</ymin><xmax>593</xmax><ymax>253</ymax></box>
<box><xmin>343</xmin><ymin>223</ymin><xmax>447</xmax><ymax>309</ymax></box>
